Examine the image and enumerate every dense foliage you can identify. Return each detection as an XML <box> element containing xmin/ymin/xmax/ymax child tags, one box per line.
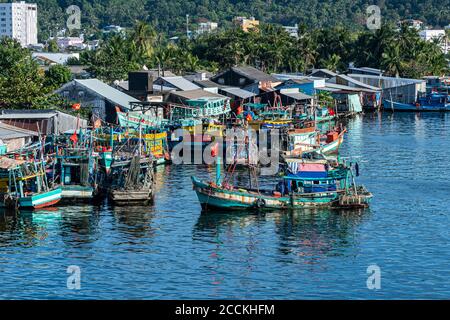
<box><xmin>0</xmin><ymin>37</ymin><xmax>72</xmax><ymax>109</ymax></box>
<box><xmin>0</xmin><ymin>0</ymin><xmax>448</xmax><ymax>40</ymax></box>
<box><xmin>77</xmin><ymin>22</ymin><xmax>449</xmax><ymax>83</ymax></box>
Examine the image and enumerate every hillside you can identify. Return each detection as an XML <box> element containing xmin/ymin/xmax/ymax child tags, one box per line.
<box><xmin>1</xmin><ymin>0</ymin><xmax>449</xmax><ymax>40</ymax></box>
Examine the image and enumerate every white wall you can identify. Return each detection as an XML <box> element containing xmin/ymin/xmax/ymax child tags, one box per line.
<box><xmin>0</xmin><ymin>2</ymin><xmax>37</xmax><ymax>47</ymax></box>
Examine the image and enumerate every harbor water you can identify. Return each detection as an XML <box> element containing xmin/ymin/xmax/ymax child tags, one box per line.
<box><xmin>1</xmin><ymin>112</ymin><xmax>450</xmax><ymax>299</ymax></box>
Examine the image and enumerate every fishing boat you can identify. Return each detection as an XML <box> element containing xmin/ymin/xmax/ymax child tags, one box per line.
<box><xmin>383</xmin><ymin>92</ymin><xmax>450</xmax><ymax>111</ymax></box>
<box><xmin>191</xmin><ymin>157</ymin><xmax>372</xmax><ymax>211</ymax></box>
<box><xmin>0</xmin><ymin>156</ymin><xmax>62</xmax><ymax>209</ymax></box>
<box><xmin>107</xmin><ymin>130</ymin><xmax>154</xmax><ymax>204</ymax></box>
<box><xmin>318</xmin><ymin>128</ymin><xmax>346</xmax><ymax>155</ymax></box>
<box><xmin>315</xmin><ymin>107</ymin><xmax>337</xmax><ymax>123</ymax></box>
<box><xmin>108</xmin><ymin>154</ymin><xmax>154</xmax><ymax>204</ymax></box>
<box><xmin>284</xmin><ymin>121</ymin><xmax>345</xmax><ymax>157</ymax></box>
<box><xmin>116</xmin><ymin>111</ymin><xmax>171</xmax><ymax>165</ymax></box>
<box><xmin>52</xmin><ymin>131</ymin><xmax>100</xmax><ymax>201</ymax></box>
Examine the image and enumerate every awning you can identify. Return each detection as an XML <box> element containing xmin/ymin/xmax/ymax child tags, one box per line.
<box><xmin>281</xmin><ymin>92</ymin><xmax>313</xmax><ymax>101</ymax></box>
<box><xmin>220</xmin><ymin>87</ymin><xmax>256</xmax><ymax>99</ymax></box>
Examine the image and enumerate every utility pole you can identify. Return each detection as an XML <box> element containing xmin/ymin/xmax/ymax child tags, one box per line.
<box><xmin>186</xmin><ymin>14</ymin><xmax>189</xmax><ymax>39</ymax></box>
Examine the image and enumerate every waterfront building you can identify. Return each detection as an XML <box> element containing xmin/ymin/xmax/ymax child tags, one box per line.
<box><xmin>211</xmin><ymin>66</ymin><xmax>281</xmax><ymax>94</ymax></box>
<box><xmin>55</xmin><ymin>79</ymin><xmax>139</xmax><ymax>122</ymax></box>
<box><xmin>0</xmin><ymin>1</ymin><xmax>37</xmax><ymax>47</ymax></box>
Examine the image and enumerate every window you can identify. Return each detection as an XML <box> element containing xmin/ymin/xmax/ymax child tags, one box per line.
<box><xmin>218</xmin><ymin>78</ymin><xmax>224</xmax><ymax>84</ymax></box>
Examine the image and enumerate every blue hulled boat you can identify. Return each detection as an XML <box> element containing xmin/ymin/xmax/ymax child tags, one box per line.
<box><xmin>383</xmin><ymin>92</ymin><xmax>450</xmax><ymax>112</ymax></box>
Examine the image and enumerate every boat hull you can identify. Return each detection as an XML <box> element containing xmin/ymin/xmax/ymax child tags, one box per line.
<box><xmin>18</xmin><ymin>188</ymin><xmax>62</xmax><ymax>209</ymax></box>
<box><xmin>109</xmin><ymin>189</ymin><xmax>153</xmax><ymax>204</ymax></box>
<box><xmin>192</xmin><ymin>177</ymin><xmax>339</xmax><ymax>211</ymax></box>
<box><xmin>320</xmin><ymin>134</ymin><xmax>344</xmax><ymax>154</ymax></box>
<box><xmin>383</xmin><ymin>99</ymin><xmax>450</xmax><ymax>112</ymax></box>
<box><xmin>61</xmin><ymin>185</ymin><xmax>95</xmax><ymax>199</ymax></box>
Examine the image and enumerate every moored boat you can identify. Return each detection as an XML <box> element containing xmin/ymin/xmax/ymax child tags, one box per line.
<box><xmin>383</xmin><ymin>92</ymin><xmax>450</xmax><ymax>111</ymax></box>
<box><xmin>0</xmin><ymin>156</ymin><xmax>62</xmax><ymax>209</ymax></box>
<box><xmin>191</xmin><ymin>157</ymin><xmax>372</xmax><ymax>211</ymax></box>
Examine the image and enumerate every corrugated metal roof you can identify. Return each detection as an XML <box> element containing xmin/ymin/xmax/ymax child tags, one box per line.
<box><xmin>281</xmin><ymin>92</ymin><xmax>314</xmax><ymax>100</ymax></box>
<box><xmin>74</xmin><ymin>79</ymin><xmax>139</xmax><ymax>109</ymax></box>
<box><xmin>32</xmin><ymin>52</ymin><xmax>80</xmax><ymax>65</ymax></box>
<box><xmin>336</xmin><ymin>74</ymin><xmax>381</xmax><ymax>91</ymax></box>
<box><xmin>231</xmin><ymin>66</ymin><xmax>279</xmax><ymax>82</ymax></box>
<box><xmin>152</xmin><ymin>84</ymin><xmax>177</xmax><ymax>92</ymax></box>
<box><xmin>220</xmin><ymin>87</ymin><xmax>256</xmax><ymax>99</ymax></box>
<box><xmin>0</xmin><ymin>122</ymin><xmax>38</xmax><ymax>140</ymax></box>
<box><xmin>309</xmin><ymin>69</ymin><xmax>338</xmax><ymax>78</ymax></box>
<box><xmin>170</xmin><ymin>89</ymin><xmax>228</xmax><ymax>100</ymax></box>
<box><xmin>324</xmin><ymin>83</ymin><xmax>378</xmax><ymax>93</ymax></box>
<box><xmin>347</xmin><ymin>73</ymin><xmax>426</xmax><ymax>84</ymax></box>
<box><xmin>0</xmin><ymin>110</ymin><xmax>57</xmax><ymax>119</ymax></box>
<box><xmin>158</xmin><ymin>77</ymin><xmax>200</xmax><ymax>91</ymax></box>
<box><xmin>193</xmin><ymin>79</ymin><xmax>225</xmax><ymax>88</ymax></box>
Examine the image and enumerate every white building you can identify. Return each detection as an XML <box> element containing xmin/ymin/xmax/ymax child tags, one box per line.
<box><xmin>419</xmin><ymin>29</ymin><xmax>449</xmax><ymax>54</ymax></box>
<box><xmin>283</xmin><ymin>24</ymin><xmax>299</xmax><ymax>38</ymax></box>
<box><xmin>197</xmin><ymin>21</ymin><xmax>218</xmax><ymax>35</ymax></box>
<box><xmin>0</xmin><ymin>1</ymin><xmax>37</xmax><ymax>47</ymax></box>
<box><xmin>55</xmin><ymin>36</ymin><xmax>84</xmax><ymax>49</ymax></box>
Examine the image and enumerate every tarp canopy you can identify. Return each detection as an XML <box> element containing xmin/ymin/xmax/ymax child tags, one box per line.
<box><xmin>0</xmin><ymin>157</ymin><xmax>25</xmax><ymax>170</ymax></box>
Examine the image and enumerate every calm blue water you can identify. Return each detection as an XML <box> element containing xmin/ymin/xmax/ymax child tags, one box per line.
<box><xmin>1</xmin><ymin>112</ymin><xmax>450</xmax><ymax>299</ymax></box>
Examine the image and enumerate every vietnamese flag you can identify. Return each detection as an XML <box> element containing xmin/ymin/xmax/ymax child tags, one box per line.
<box><xmin>70</xmin><ymin>132</ymin><xmax>78</xmax><ymax>144</ymax></box>
<box><xmin>210</xmin><ymin>142</ymin><xmax>218</xmax><ymax>157</ymax></box>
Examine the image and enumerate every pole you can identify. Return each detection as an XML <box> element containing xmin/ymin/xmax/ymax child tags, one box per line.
<box><xmin>186</xmin><ymin>14</ymin><xmax>189</xmax><ymax>39</ymax></box>
<box><xmin>216</xmin><ymin>156</ymin><xmax>221</xmax><ymax>186</ymax></box>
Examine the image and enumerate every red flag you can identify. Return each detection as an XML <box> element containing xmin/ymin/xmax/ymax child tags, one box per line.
<box><xmin>70</xmin><ymin>132</ymin><xmax>78</xmax><ymax>144</ymax></box>
<box><xmin>72</xmin><ymin>103</ymin><xmax>81</xmax><ymax>110</ymax></box>
<box><xmin>210</xmin><ymin>142</ymin><xmax>218</xmax><ymax>157</ymax></box>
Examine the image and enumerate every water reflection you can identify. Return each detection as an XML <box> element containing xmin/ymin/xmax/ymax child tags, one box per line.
<box><xmin>110</xmin><ymin>203</ymin><xmax>157</xmax><ymax>240</ymax></box>
<box><xmin>57</xmin><ymin>205</ymin><xmax>102</xmax><ymax>247</ymax></box>
<box><xmin>273</xmin><ymin>209</ymin><xmax>368</xmax><ymax>263</ymax></box>
<box><xmin>193</xmin><ymin>208</ymin><xmax>369</xmax><ymax>264</ymax></box>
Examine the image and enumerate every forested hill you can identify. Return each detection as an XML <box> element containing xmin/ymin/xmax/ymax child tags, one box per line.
<box><xmin>2</xmin><ymin>0</ymin><xmax>449</xmax><ymax>39</ymax></box>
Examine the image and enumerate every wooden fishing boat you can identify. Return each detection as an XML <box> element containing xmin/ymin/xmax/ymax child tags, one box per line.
<box><xmin>0</xmin><ymin>156</ymin><xmax>62</xmax><ymax>209</ymax></box>
<box><xmin>108</xmin><ymin>155</ymin><xmax>154</xmax><ymax>204</ymax></box>
<box><xmin>50</xmin><ymin>129</ymin><xmax>101</xmax><ymax>201</ymax></box>
<box><xmin>285</xmin><ymin>122</ymin><xmax>345</xmax><ymax>157</ymax></box>
<box><xmin>191</xmin><ymin>157</ymin><xmax>372</xmax><ymax>211</ymax></box>
<box><xmin>18</xmin><ymin>187</ymin><xmax>62</xmax><ymax>209</ymax></box>
<box><xmin>318</xmin><ymin>128</ymin><xmax>346</xmax><ymax>155</ymax></box>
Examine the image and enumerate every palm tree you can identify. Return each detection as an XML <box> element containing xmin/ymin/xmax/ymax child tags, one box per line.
<box><xmin>320</xmin><ymin>54</ymin><xmax>341</xmax><ymax>72</ymax></box>
<box><xmin>129</xmin><ymin>20</ymin><xmax>157</xmax><ymax>61</ymax></box>
<box><xmin>381</xmin><ymin>42</ymin><xmax>403</xmax><ymax>77</ymax></box>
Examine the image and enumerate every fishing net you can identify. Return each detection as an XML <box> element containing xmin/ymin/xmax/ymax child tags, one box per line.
<box><xmin>124</xmin><ymin>155</ymin><xmax>141</xmax><ymax>190</ymax></box>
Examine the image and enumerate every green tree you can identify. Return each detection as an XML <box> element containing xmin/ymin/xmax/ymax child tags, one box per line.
<box><xmin>0</xmin><ymin>37</ymin><xmax>46</xmax><ymax>108</ymax></box>
<box><xmin>47</xmin><ymin>39</ymin><xmax>59</xmax><ymax>53</ymax></box>
<box><xmin>44</xmin><ymin>64</ymin><xmax>72</xmax><ymax>90</ymax></box>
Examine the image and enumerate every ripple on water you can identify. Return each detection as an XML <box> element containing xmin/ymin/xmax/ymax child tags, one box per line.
<box><xmin>1</xmin><ymin>112</ymin><xmax>450</xmax><ymax>299</ymax></box>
